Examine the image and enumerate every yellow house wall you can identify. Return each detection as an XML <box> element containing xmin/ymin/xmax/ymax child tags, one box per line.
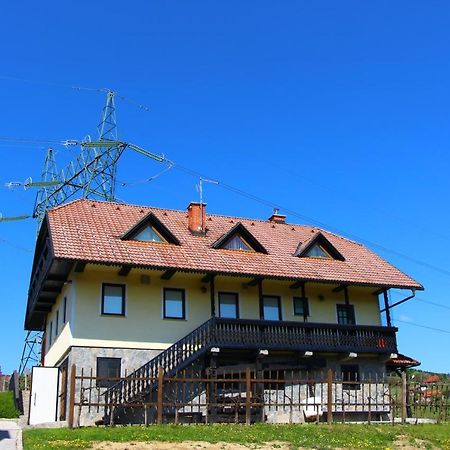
<box><xmin>44</xmin><ymin>265</ymin><xmax>382</xmax><ymax>364</ymax></box>
<box><xmin>43</xmin><ymin>283</ymin><xmax>74</xmax><ymax>366</ymax></box>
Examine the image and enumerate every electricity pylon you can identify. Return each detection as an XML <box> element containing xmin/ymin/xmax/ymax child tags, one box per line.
<box><xmin>32</xmin><ymin>90</ymin><xmax>166</xmax><ymax>228</ymax></box>
<box><xmin>20</xmin><ymin>89</ymin><xmax>168</xmax><ymax>373</ymax></box>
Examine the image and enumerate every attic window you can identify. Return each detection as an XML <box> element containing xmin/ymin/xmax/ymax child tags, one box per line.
<box><xmin>305</xmin><ymin>244</ymin><xmax>332</xmax><ymax>259</ymax></box>
<box><xmin>223</xmin><ymin>234</ymin><xmax>251</xmax><ymax>251</ymax></box>
<box><xmin>211</xmin><ymin>222</ymin><xmax>268</xmax><ymax>254</ymax></box>
<box><xmin>295</xmin><ymin>232</ymin><xmax>345</xmax><ymax>261</ymax></box>
<box><xmin>121</xmin><ymin>212</ymin><xmax>180</xmax><ymax>245</ymax></box>
<box><xmin>133</xmin><ymin>226</ymin><xmax>165</xmax><ymax>243</ymax></box>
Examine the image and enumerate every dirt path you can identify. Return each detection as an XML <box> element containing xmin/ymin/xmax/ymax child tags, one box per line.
<box><xmin>91</xmin><ymin>442</ymin><xmax>291</xmax><ymax>450</ymax></box>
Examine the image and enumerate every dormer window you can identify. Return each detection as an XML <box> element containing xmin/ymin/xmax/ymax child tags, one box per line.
<box><xmin>133</xmin><ymin>226</ymin><xmax>165</xmax><ymax>243</ymax></box>
<box><xmin>223</xmin><ymin>234</ymin><xmax>251</xmax><ymax>251</ymax></box>
<box><xmin>305</xmin><ymin>244</ymin><xmax>332</xmax><ymax>259</ymax></box>
<box><xmin>295</xmin><ymin>232</ymin><xmax>345</xmax><ymax>261</ymax></box>
<box><xmin>211</xmin><ymin>222</ymin><xmax>268</xmax><ymax>254</ymax></box>
<box><xmin>121</xmin><ymin>212</ymin><xmax>180</xmax><ymax>245</ymax></box>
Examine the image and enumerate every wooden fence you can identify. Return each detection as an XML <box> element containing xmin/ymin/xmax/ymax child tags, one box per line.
<box><xmin>67</xmin><ymin>365</ymin><xmax>449</xmax><ymax>428</ymax></box>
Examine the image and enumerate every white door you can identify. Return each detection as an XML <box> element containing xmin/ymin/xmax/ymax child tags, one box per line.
<box><xmin>29</xmin><ymin>366</ymin><xmax>59</xmax><ymax>425</ymax></box>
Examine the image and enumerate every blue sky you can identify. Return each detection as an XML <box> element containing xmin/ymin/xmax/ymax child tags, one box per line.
<box><xmin>1</xmin><ymin>1</ymin><xmax>449</xmax><ymax>374</ymax></box>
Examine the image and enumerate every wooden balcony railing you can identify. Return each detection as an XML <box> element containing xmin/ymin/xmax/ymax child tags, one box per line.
<box><xmin>106</xmin><ymin>317</ymin><xmax>397</xmax><ymax>406</ymax></box>
<box><xmin>213</xmin><ymin>318</ymin><xmax>397</xmax><ymax>354</ymax></box>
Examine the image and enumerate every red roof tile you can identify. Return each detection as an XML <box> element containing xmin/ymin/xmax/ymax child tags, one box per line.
<box><xmin>46</xmin><ymin>199</ymin><xmax>423</xmax><ymax>289</ymax></box>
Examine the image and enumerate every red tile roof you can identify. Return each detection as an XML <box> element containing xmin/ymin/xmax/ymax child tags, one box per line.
<box><xmin>387</xmin><ymin>353</ymin><xmax>421</xmax><ymax>368</ymax></box>
<box><xmin>46</xmin><ymin>199</ymin><xmax>423</xmax><ymax>289</ymax></box>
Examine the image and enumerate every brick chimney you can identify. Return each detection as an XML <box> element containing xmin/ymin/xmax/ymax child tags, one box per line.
<box><xmin>268</xmin><ymin>209</ymin><xmax>286</xmax><ymax>224</ymax></box>
<box><xmin>187</xmin><ymin>202</ymin><xmax>207</xmax><ymax>234</ymax></box>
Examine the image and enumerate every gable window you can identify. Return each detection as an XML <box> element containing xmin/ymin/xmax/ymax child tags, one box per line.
<box><xmin>97</xmin><ymin>357</ymin><xmax>121</xmax><ymax>388</ymax></box>
<box><xmin>223</xmin><ymin>235</ymin><xmax>251</xmax><ymax>251</ymax></box>
<box><xmin>336</xmin><ymin>304</ymin><xmax>355</xmax><ymax>325</ymax></box>
<box><xmin>102</xmin><ymin>284</ymin><xmax>126</xmax><ymax>316</ymax></box>
<box><xmin>305</xmin><ymin>244</ymin><xmax>331</xmax><ymax>258</ymax></box>
<box><xmin>263</xmin><ymin>295</ymin><xmax>282</xmax><ymax>321</ymax></box>
<box><xmin>133</xmin><ymin>226</ymin><xmax>165</xmax><ymax>243</ymax></box>
<box><xmin>121</xmin><ymin>212</ymin><xmax>180</xmax><ymax>245</ymax></box>
<box><xmin>219</xmin><ymin>292</ymin><xmax>239</xmax><ymax>319</ymax></box>
<box><xmin>293</xmin><ymin>297</ymin><xmax>309</xmax><ymax>320</ymax></box>
<box><xmin>212</xmin><ymin>222</ymin><xmax>268</xmax><ymax>254</ymax></box>
<box><xmin>295</xmin><ymin>233</ymin><xmax>345</xmax><ymax>261</ymax></box>
<box><xmin>341</xmin><ymin>364</ymin><xmax>360</xmax><ymax>390</ymax></box>
<box><xmin>163</xmin><ymin>288</ymin><xmax>185</xmax><ymax>320</ymax></box>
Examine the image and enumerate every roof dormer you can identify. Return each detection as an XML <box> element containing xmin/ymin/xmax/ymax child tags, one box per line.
<box><xmin>212</xmin><ymin>222</ymin><xmax>267</xmax><ymax>254</ymax></box>
<box><xmin>121</xmin><ymin>212</ymin><xmax>180</xmax><ymax>245</ymax></box>
<box><xmin>295</xmin><ymin>232</ymin><xmax>345</xmax><ymax>261</ymax></box>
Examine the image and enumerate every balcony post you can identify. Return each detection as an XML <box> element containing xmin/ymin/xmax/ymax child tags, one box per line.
<box><xmin>258</xmin><ymin>279</ymin><xmax>264</xmax><ymax>320</ymax></box>
<box><xmin>210</xmin><ymin>275</ymin><xmax>216</xmax><ymax>317</ymax></box>
<box><xmin>383</xmin><ymin>290</ymin><xmax>392</xmax><ymax>327</ymax></box>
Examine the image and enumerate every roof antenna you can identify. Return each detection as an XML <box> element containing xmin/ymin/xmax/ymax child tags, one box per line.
<box><xmin>196</xmin><ymin>177</ymin><xmax>219</xmax><ymax>231</ymax></box>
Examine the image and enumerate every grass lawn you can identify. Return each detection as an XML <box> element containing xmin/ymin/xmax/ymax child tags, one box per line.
<box><xmin>0</xmin><ymin>391</ymin><xmax>20</xmax><ymax>418</ymax></box>
<box><xmin>23</xmin><ymin>423</ymin><xmax>450</xmax><ymax>450</ymax></box>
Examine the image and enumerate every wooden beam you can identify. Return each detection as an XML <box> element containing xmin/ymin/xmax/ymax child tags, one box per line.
<box><xmin>248</xmin><ymin>277</ymin><xmax>263</xmax><ymax>287</ymax></box>
<box><xmin>161</xmin><ymin>269</ymin><xmax>176</xmax><ymax>280</ymax></box>
<box><xmin>290</xmin><ymin>281</ymin><xmax>304</xmax><ymax>289</ymax></box>
<box><xmin>332</xmin><ymin>284</ymin><xmax>348</xmax><ymax>293</ymax></box>
<box><xmin>46</xmin><ymin>274</ymin><xmax>67</xmax><ymax>282</ymax></box>
<box><xmin>383</xmin><ymin>290</ymin><xmax>392</xmax><ymax>327</ymax></box>
<box><xmin>118</xmin><ymin>265</ymin><xmax>132</xmax><ymax>276</ymax></box>
<box><xmin>41</xmin><ymin>286</ymin><xmax>62</xmax><ymax>293</ymax></box>
<box><xmin>34</xmin><ymin>305</ymin><xmax>52</xmax><ymax>312</ymax></box>
<box><xmin>202</xmin><ymin>273</ymin><xmax>215</xmax><ymax>283</ymax></box>
<box><xmin>258</xmin><ymin>279</ymin><xmax>264</xmax><ymax>320</ymax></box>
<box><xmin>210</xmin><ymin>275</ymin><xmax>216</xmax><ymax>317</ymax></box>
<box><xmin>74</xmin><ymin>261</ymin><xmax>87</xmax><ymax>273</ymax></box>
<box><xmin>372</xmin><ymin>288</ymin><xmax>385</xmax><ymax>296</ymax></box>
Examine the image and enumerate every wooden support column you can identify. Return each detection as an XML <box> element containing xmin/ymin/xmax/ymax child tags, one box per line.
<box><xmin>383</xmin><ymin>290</ymin><xmax>392</xmax><ymax>327</ymax></box>
<box><xmin>209</xmin><ymin>349</ymin><xmax>219</xmax><ymax>422</ymax></box>
<box><xmin>258</xmin><ymin>279</ymin><xmax>264</xmax><ymax>320</ymax></box>
<box><xmin>210</xmin><ymin>275</ymin><xmax>216</xmax><ymax>317</ymax></box>
<box><xmin>68</xmin><ymin>364</ymin><xmax>76</xmax><ymax>429</ymax></box>
<box><xmin>344</xmin><ymin>286</ymin><xmax>350</xmax><ymax>305</ymax></box>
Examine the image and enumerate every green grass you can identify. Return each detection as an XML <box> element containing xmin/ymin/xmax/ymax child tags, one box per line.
<box><xmin>23</xmin><ymin>423</ymin><xmax>450</xmax><ymax>450</ymax></box>
<box><xmin>0</xmin><ymin>391</ymin><xmax>20</xmax><ymax>418</ymax></box>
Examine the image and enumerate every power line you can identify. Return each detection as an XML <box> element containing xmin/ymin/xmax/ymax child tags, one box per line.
<box><xmin>396</xmin><ymin>319</ymin><xmax>450</xmax><ymax>335</ymax></box>
<box><xmin>415</xmin><ymin>298</ymin><xmax>450</xmax><ymax>311</ymax></box>
<box><xmin>170</xmin><ymin>163</ymin><xmax>450</xmax><ymax>279</ymax></box>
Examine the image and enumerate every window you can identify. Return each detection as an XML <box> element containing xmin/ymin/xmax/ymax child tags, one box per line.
<box><xmin>263</xmin><ymin>295</ymin><xmax>282</xmax><ymax>321</ymax></box>
<box><xmin>133</xmin><ymin>226</ymin><xmax>165</xmax><ymax>243</ymax></box>
<box><xmin>211</xmin><ymin>222</ymin><xmax>268</xmax><ymax>254</ymax></box>
<box><xmin>163</xmin><ymin>288</ymin><xmax>185</xmax><ymax>319</ymax></box>
<box><xmin>97</xmin><ymin>357</ymin><xmax>121</xmax><ymax>388</ymax></box>
<box><xmin>219</xmin><ymin>292</ymin><xmax>239</xmax><ymax>319</ymax></box>
<box><xmin>56</xmin><ymin>309</ymin><xmax>59</xmax><ymax>335</ymax></box>
<box><xmin>101</xmin><ymin>284</ymin><xmax>125</xmax><ymax>316</ymax></box>
<box><xmin>63</xmin><ymin>297</ymin><xmax>67</xmax><ymax>323</ymax></box>
<box><xmin>293</xmin><ymin>297</ymin><xmax>309</xmax><ymax>319</ymax></box>
<box><xmin>305</xmin><ymin>244</ymin><xmax>331</xmax><ymax>258</ymax></box>
<box><xmin>336</xmin><ymin>304</ymin><xmax>355</xmax><ymax>325</ymax></box>
<box><xmin>48</xmin><ymin>321</ymin><xmax>53</xmax><ymax>346</ymax></box>
<box><xmin>223</xmin><ymin>235</ymin><xmax>251</xmax><ymax>251</ymax></box>
<box><xmin>341</xmin><ymin>364</ymin><xmax>360</xmax><ymax>390</ymax></box>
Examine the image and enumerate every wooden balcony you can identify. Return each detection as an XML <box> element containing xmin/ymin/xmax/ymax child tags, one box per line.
<box><xmin>213</xmin><ymin>318</ymin><xmax>397</xmax><ymax>354</ymax></box>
